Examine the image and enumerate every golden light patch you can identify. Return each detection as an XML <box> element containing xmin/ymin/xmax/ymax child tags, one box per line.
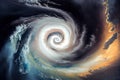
<box><xmin>77</xmin><ymin>1</ymin><xmax>120</xmax><ymax>77</ymax></box>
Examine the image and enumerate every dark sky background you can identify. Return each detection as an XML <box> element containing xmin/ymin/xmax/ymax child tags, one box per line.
<box><xmin>0</xmin><ymin>0</ymin><xmax>120</xmax><ymax>80</ymax></box>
